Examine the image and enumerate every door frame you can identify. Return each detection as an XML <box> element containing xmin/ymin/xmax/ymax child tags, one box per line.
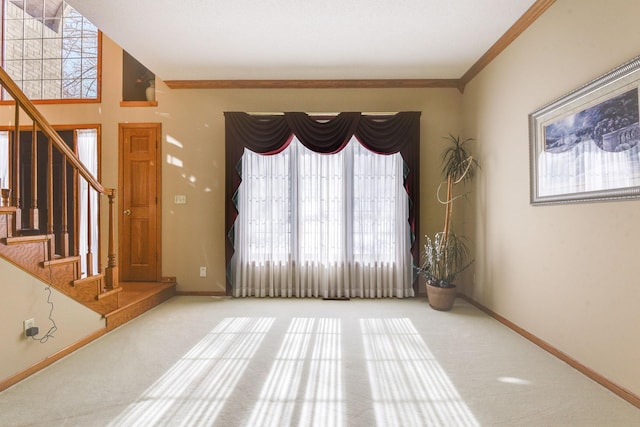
<box><xmin>118</xmin><ymin>122</ymin><xmax>162</xmax><ymax>282</ymax></box>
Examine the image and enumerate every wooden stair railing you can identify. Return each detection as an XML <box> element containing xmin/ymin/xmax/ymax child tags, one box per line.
<box><xmin>0</xmin><ymin>66</ymin><xmax>118</xmax><ymax>292</ymax></box>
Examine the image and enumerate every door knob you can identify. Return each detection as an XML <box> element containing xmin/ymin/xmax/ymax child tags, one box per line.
<box><xmin>123</xmin><ymin>209</ymin><xmax>131</xmax><ymax>216</ymax></box>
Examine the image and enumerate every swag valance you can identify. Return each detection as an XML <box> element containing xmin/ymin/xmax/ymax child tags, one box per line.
<box><xmin>224</xmin><ymin>111</ymin><xmax>421</xmax><ymax>294</ymax></box>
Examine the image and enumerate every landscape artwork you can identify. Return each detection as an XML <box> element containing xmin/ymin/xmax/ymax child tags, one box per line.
<box><xmin>544</xmin><ymin>89</ymin><xmax>639</xmax><ymax>154</ymax></box>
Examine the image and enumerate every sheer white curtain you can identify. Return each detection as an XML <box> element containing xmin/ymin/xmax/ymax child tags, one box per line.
<box><xmin>0</xmin><ymin>131</ymin><xmax>8</xmax><ymax>190</ymax></box>
<box><xmin>76</xmin><ymin>129</ymin><xmax>98</xmax><ymax>277</ymax></box>
<box><xmin>231</xmin><ymin>136</ymin><xmax>413</xmax><ymax>298</ymax></box>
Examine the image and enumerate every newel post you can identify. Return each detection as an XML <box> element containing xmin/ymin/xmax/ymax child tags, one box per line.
<box><xmin>104</xmin><ymin>188</ymin><xmax>119</xmax><ymax>290</ymax></box>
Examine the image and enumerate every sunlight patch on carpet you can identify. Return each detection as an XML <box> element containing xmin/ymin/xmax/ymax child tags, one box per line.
<box><xmin>107</xmin><ymin>317</ymin><xmax>274</xmax><ymax>426</ymax></box>
<box><xmin>247</xmin><ymin>318</ymin><xmax>344</xmax><ymax>427</ymax></box>
<box><xmin>361</xmin><ymin>318</ymin><xmax>480</xmax><ymax>427</ymax></box>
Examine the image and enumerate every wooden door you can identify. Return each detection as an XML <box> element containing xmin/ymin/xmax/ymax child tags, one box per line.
<box><xmin>119</xmin><ymin>123</ymin><xmax>161</xmax><ymax>281</ymax></box>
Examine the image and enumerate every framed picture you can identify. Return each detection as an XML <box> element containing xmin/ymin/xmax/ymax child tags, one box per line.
<box><xmin>529</xmin><ymin>55</ymin><xmax>640</xmax><ymax>205</ymax></box>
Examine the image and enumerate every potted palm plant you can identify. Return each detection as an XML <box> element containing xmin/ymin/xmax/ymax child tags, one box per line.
<box><xmin>421</xmin><ymin>134</ymin><xmax>478</xmax><ymax>310</ymax></box>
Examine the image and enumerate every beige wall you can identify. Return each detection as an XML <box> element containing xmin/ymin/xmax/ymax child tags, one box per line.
<box><xmin>0</xmin><ymin>258</ymin><xmax>104</xmax><ymax>382</ymax></box>
<box><xmin>462</xmin><ymin>0</ymin><xmax>640</xmax><ymax>396</ymax></box>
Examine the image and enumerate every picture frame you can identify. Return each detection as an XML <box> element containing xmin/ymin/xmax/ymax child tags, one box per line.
<box><xmin>529</xmin><ymin>55</ymin><xmax>640</xmax><ymax>205</ymax></box>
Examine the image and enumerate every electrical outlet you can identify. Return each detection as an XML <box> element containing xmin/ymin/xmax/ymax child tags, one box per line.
<box><xmin>199</xmin><ymin>266</ymin><xmax>207</xmax><ymax>277</ymax></box>
<box><xmin>24</xmin><ymin>318</ymin><xmax>35</xmax><ymax>337</ymax></box>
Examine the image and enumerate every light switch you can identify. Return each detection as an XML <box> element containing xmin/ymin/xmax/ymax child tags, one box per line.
<box><xmin>174</xmin><ymin>195</ymin><xmax>187</xmax><ymax>204</ymax></box>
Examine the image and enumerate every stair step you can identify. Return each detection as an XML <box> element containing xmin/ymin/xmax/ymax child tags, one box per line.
<box><xmin>72</xmin><ymin>272</ymin><xmax>105</xmax><ymax>287</ymax></box>
<box><xmin>2</xmin><ymin>233</ymin><xmax>52</xmax><ymax>245</ymax></box>
<box><xmin>41</xmin><ymin>255</ymin><xmax>81</xmax><ymax>268</ymax></box>
<box><xmin>97</xmin><ymin>286</ymin><xmax>123</xmax><ymax>300</ymax></box>
<box><xmin>0</xmin><ymin>206</ymin><xmax>16</xmax><ymax>214</ymax></box>
<box><xmin>72</xmin><ymin>273</ymin><xmax>123</xmax><ymax>303</ymax></box>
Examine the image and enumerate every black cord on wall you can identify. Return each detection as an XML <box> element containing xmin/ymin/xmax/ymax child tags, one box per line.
<box><xmin>32</xmin><ymin>241</ymin><xmax>58</xmax><ymax>343</ymax></box>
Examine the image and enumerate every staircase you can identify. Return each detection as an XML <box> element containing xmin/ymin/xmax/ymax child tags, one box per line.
<box><xmin>0</xmin><ymin>66</ymin><xmax>175</xmax><ymax>331</ymax></box>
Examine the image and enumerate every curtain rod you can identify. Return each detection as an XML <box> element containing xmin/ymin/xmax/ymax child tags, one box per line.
<box><xmin>241</xmin><ymin>111</ymin><xmax>400</xmax><ymax>116</ymax></box>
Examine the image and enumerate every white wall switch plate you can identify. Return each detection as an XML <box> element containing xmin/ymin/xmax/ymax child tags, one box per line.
<box><xmin>24</xmin><ymin>318</ymin><xmax>35</xmax><ymax>337</ymax></box>
<box><xmin>175</xmin><ymin>195</ymin><xmax>187</xmax><ymax>204</ymax></box>
<box><xmin>199</xmin><ymin>266</ymin><xmax>207</xmax><ymax>277</ymax></box>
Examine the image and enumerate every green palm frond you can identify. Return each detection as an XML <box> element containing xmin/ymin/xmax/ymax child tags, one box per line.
<box><xmin>441</xmin><ymin>134</ymin><xmax>479</xmax><ymax>183</ymax></box>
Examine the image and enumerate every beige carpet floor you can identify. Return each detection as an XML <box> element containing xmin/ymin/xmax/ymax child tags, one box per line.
<box><xmin>0</xmin><ymin>296</ymin><xmax>638</xmax><ymax>426</ymax></box>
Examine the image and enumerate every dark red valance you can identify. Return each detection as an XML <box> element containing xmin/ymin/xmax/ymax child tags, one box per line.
<box><xmin>224</xmin><ymin>111</ymin><xmax>421</xmax><ymax>294</ymax></box>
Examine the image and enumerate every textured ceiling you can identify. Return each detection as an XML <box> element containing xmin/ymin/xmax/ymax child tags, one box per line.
<box><xmin>66</xmin><ymin>0</ymin><xmax>539</xmax><ymax>82</ymax></box>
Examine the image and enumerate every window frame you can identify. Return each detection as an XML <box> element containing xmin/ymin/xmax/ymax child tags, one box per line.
<box><xmin>0</xmin><ymin>0</ymin><xmax>102</xmax><ymax>105</ymax></box>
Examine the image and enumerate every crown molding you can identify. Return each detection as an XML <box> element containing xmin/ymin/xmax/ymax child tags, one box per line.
<box><xmin>164</xmin><ymin>79</ymin><xmax>459</xmax><ymax>90</ymax></box>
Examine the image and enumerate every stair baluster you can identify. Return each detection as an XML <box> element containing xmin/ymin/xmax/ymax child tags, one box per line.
<box><xmin>11</xmin><ymin>108</ymin><xmax>21</xmax><ymax>230</ymax></box>
<box><xmin>86</xmin><ymin>182</ymin><xmax>94</xmax><ymax>277</ymax></box>
<box><xmin>61</xmin><ymin>157</ymin><xmax>69</xmax><ymax>258</ymax></box>
<box><xmin>29</xmin><ymin>122</ymin><xmax>39</xmax><ymax>231</ymax></box>
<box><xmin>105</xmin><ymin>190</ymin><xmax>118</xmax><ymax>290</ymax></box>
<box><xmin>46</xmin><ymin>138</ymin><xmax>54</xmax><ymax>261</ymax></box>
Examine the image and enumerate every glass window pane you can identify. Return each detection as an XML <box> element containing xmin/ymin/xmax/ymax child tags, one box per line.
<box><xmin>24</xmin><ymin>18</ymin><xmax>42</xmax><ymax>38</ymax></box>
<box><xmin>23</xmin><ymin>79</ymin><xmax>42</xmax><ymax>98</ymax></box>
<box><xmin>63</xmin><ymin>6</ymin><xmax>80</xmax><ymax>19</ymax></box>
<box><xmin>5</xmin><ymin>60</ymin><xmax>23</xmax><ymax>78</ymax></box>
<box><xmin>24</xmin><ymin>38</ymin><xmax>42</xmax><ymax>59</ymax></box>
<box><xmin>2</xmin><ymin>0</ymin><xmax>99</xmax><ymax>101</ymax></box>
<box><xmin>23</xmin><ymin>59</ymin><xmax>42</xmax><ymax>79</ymax></box>
<box><xmin>42</xmin><ymin>58</ymin><xmax>61</xmax><ymax>79</ymax></box>
<box><xmin>62</xmin><ymin>78</ymin><xmax>80</xmax><ymax>98</ymax></box>
<box><xmin>82</xmin><ymin>78</ymin><xmax>96</xmax><ymax>98</ymax></box>
<box><xmin>43</xmin><ymin>37</ymin><xmax>62</xmax><ymax>56</ymax></box>
<box><xmin>26</xmin><ymin>1</ymin><xmax>44</xmax><ymax>18</ymax></box>
<box><xmin>82</xmin><ymin>22</ymin><xmax>97</xmax><ymax>38</ymax></box>
<box><xmin>43</xmin><ymin>18</ymin><xmax>61</xmax><ymax>34</ymax></box>
<box><xmin>4</xmin><ymin>39</ymin><xmax>24</xmax><ymax>60</ymax></box>
<box><xmin>81</xmin><ymin>36</ymin><xmax>97</xmax><ymax>56</ymax></box>
<box><xmin>62</xmin><ymin>57</ymin><xmax>80</xmax><ymax>79</ymax></box>
<box><xmin>82</xmin><ymin>57</ymin><xmax>97</xmax><ymax>77</ymax></box>
<box><xmin>11</xmin><ymin>0</ymin><xmax>25</xmax><ymax>10</ymax></box>
<box><xmin>42</xmin><ymin>79</ymin><xmax>62</xmax><ymax>98</ymax></box>
<box><xmin>4</xmin><ymin>20</ymin><xmax>24</xmax><ymax>39</ymax></box>
<box><xmin>62</xmin><ymin>16</ymin><xmax>82</xmax><ymax>37</ymax></box>
<box><xmin>61</xmin><ymin>36</ymin><xmax>81</xmax><ymax>58</ymax></box>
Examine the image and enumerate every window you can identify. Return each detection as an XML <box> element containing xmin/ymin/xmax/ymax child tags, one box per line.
<box><xmin>233</xmin><ymin>136</ymin><xmax>413</xmax><ymax>298</ymax></box>
<box><xmin>225</xmin><ymin>111</ymin><xmax>421</xmax><ymax>299</ymax></box>
<box><xmin>0</xmin><ymin>131</ymin><xmax>8</xmax><ymax>189</ymax></box>
<box><xmin>2</xmin><ymin>0</ymin><xmax>100</xmax><ymax>101</ymax></box>
<box><xmin>76</xmin><ymin>128</ymin><xmax>98</xmax><ymax>276</ymax></box>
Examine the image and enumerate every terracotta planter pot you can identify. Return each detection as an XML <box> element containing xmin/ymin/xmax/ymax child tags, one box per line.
<box><xmin>426</xmin><ymin>283</ymin><xmax>457</xmax><ymax>311</ymax></box>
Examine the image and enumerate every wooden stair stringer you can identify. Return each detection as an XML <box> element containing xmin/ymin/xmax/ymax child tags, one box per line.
<box><xmin>71</xmin><ymin>273</ymin><xmax>122</xmax><ymax>315</ymax></box>
<box><xmin>0</xmin><ymin>211</ymin><xmax>119</xmax><ymax>315</ymax></box>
